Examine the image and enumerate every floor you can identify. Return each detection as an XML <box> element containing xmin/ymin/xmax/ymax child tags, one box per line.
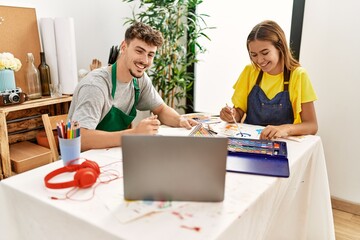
<box><xmin>334</xmin><ymin>208</ymin><xmax>360</xmax><ymax>240</ymax></box>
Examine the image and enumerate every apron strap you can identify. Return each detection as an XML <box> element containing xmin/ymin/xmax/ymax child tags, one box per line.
<box><xmin>128</xmin><ymin>77</ymin><xmax>140</xmax><ymax>117</ymax></box>
<box><xmin>133</xmin><ymin>78</ymin><xmax>140</xmax><ymax>104</ymax></box>
<box><xmin>283</xmin><ymin>67</ymin><xmax>290</xmax><ymax>91</ymax></box>
<box><xmin>255</xmin><ymin>67</ymin><xmax>291</xmax><ymax>91</ymax></box>
<box><xmin>112</xmin><ymin>63</ymin><xmax>140</xmax><ymax>102</ymax></box>
<box><xmin>111</xmin><ymin>63</ymin><xmax>117</xmax><ymax>98</ymax></box>
<box><xmin>256</xmin><ymin>70</ymin><xmax>263</xmax><ymax>85</ymax></box>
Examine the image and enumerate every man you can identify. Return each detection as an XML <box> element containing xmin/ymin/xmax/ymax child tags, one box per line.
<box><xmin>68</xmin><ymin>22</ymin><xmax>197</xmax><ymax>151</ymax></box>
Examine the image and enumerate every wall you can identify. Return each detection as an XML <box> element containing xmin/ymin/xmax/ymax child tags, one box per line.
<box><xmin>195</xmin><ymin>0</ymin><xmax>293</xmax><ymax>114</ymax></box>
<box><xmin>301</xmin><ymin>0</ymin><xmax>360</xmax><ymax>203</ymax></box>
<box><xmin>1</xmin><ymin>0</ymin><xmax>133</xmax><ymax>71</ymax></box>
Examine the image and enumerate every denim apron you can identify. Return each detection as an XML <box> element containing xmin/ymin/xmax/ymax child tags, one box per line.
<box><xmin>245</xmin><ymin>69</ymin><xmax>294</xmax><ymax>126</ymax></box>
<box><xmin>96</xmin><ymin>62</ymin><xmax>139</xmax><ymax>131</ymax></box>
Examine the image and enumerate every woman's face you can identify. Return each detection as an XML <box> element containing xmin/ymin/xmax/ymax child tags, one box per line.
<box><xmin>248</xmin><ymin>40</ymin><xmax>282</xmax><ymax>75</ymax></box>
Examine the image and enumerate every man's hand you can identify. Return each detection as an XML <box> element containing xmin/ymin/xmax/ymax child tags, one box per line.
<box><xmin>133</xmin><ymin>115</ymin><xmax>161</xmax><ymax>134</ymax></box>
<box><xmin>90</xmin><ymin>59</ymin><xmax>102</xmax><ymax>71</ymax></box>
<box><xmin>179</xmin><ymin>117</ymin><xmax>198</xmax><ymax>130</ymax></box>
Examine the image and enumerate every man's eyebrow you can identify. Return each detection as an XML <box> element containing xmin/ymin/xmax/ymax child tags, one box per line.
<box><xmin>134</xmin><ymin>46</ymin><xmax>145</xmax><ymax>51</ymax></box>
<box><xmin>135</xmin><ymin>46</ymin><xmax>155</xmax><ymax>55</ymax></box>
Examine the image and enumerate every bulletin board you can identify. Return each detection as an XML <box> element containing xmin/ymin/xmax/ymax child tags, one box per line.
<box><xmin>0</xmin><ymin>6</ymin><xmax>41</xmax><ymax>93</ymax></box>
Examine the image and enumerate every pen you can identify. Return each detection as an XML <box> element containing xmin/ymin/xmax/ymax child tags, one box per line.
<box><xmin>207</xmin><ymin>124</ymin><xmax>218</xmax><ymax>135</ymax></box>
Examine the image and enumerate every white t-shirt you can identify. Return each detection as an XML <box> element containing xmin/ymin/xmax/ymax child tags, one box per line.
<box><xmin>67</xmin><ymin>66</ymin><xmax>164</xmax><ymax>129</ymax></box>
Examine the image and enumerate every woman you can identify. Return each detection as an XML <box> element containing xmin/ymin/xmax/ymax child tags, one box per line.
<box><xmin>220</xmin><ymin>20</ymin><xmax>318</xmax><ymax>140</ymax></box>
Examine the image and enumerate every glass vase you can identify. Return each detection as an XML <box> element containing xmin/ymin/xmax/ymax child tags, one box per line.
<box><xmin>25</xmin><ymin>53</ymin><xmax>42</xmax><ymax>99</ymax></box>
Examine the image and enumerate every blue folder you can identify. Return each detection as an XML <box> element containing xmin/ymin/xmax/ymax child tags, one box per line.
<box><xmin>226</xmin><ymin>138</ymin><xmax>290</xmax><ymax>178</ymax></box>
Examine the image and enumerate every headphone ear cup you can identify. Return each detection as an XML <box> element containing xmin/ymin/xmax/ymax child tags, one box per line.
<box><xmin>81</xmin><ymin>160</ymin><xmax>100</xmax><ymax>175</ymax></box>
<box><xmin>74</xmin><ymin>168</ymin><xmax>98</xmax><ymax>188</ymax></box>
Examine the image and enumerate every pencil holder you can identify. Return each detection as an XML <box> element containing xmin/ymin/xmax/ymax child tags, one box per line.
<box><xmin>58</xmin><ymin>136</ymin><xmax>81</xmax><ymax>166</ymax></box>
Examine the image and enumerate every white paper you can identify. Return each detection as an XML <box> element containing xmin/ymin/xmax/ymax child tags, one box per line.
<box><xmin>157</xmin><ymin>125</ymin><xmax>195</xmax><ymax>136</ymax></box>
<box><xmin>212</xmin><ymin>122</ymin><xmax>264</xmax><ymax>139</ymax></box>
<box><xmin>54</xmin><ymin>17</ymin><xmax>78</xmax><ymax>94</ymax></box>
<box><xmin>39</xmin><ymin>18</ymin><xmax>59</xmax><ymax>87</ymax></box>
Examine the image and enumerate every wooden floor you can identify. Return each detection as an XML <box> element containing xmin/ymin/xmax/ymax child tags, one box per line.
<box><xmin>334</xmin><ymin>208</ymin><xmax>360</xmax><ymax>240</ymax></box>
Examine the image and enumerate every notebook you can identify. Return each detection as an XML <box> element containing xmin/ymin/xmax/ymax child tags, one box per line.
<box><xmin>226</xmin><ymin>138</ymin><xmax>290</xmax><ymax>178</ymax></box>
<box><xmin>121</xmin><ymin>135</ymin><xmax>228</xmax><ymax>202</ymax></box>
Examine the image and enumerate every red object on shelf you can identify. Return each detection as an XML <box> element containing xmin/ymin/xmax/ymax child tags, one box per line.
<box><xmin>36</xmin><ymin>130</ymin><xmax>59</xmax><ymax>149</ymax></box>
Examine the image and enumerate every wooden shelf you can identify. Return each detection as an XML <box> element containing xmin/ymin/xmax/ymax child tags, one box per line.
<box><xmin>0</xmin><ymin>95</ymin><xmax>72</xmax><ymax>113</ymax></box>
<box><xmin>0</xmin><ymin>95</ymin><xmax>72</xmax><ymax>179</ymax></box>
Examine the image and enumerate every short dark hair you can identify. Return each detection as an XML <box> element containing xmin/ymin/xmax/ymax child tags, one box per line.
<box><xmin>125</xmin><ymin>22</ymin><xmax>164</xmax><ymax>48</ymax></box>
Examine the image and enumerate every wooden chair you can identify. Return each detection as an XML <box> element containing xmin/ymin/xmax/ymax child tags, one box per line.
<box><xmin>41</xmin><ymin>113</ymin><xmax>68</xmax><ymax>162</ymax></box>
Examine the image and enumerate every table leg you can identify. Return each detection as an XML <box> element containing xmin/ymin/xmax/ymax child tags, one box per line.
<box><xmin>0</xmin><ymin>113</ymin><xmax>11</xmax><ymax>178</ymax></box>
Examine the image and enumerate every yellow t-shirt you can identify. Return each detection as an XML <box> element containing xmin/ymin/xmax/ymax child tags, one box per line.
<box><xmin>231</xmin><ymin>64</ymin><xmax>317</xmax><ymax>124</ymax></box>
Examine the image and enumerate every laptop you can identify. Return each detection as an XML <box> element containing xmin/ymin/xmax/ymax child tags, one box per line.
<box><xmin>121</xmin><ymin>135</ymin><xmax>228</xmax><ymax>202</ymax></box>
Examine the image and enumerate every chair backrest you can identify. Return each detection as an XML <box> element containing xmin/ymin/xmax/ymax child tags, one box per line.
<box><xmin>41</xmin><ymin>113</ymin><xmax>68</xmax><ymax>162</ymax></box>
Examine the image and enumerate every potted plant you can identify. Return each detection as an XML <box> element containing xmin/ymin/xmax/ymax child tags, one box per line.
<box><xmin>122</xmin><ymin>0</ymin><xmax>212</xmax><ymax>113</ymax></box>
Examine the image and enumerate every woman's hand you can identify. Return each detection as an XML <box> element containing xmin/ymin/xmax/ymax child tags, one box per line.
<box><xmin>260</xmin><ymin>125</ymin><xmax>290</xmax><ymax>140</ymax></box>
<box><xmin>220</xmin><ymin>105</ymin><xmax>235</xmax><ymax>122</ymax></box>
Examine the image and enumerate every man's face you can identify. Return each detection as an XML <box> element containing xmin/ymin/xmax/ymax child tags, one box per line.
<box><xmin>122</xmin><ymin>38</ymin><xmax>157</xmax><ymax>78</ymax></box>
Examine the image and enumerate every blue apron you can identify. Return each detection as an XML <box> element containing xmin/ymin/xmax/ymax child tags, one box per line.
<box><xmin>96</xmin><ymin>62</ymin><xmax>139</xmax><ymax>131</ymax></box>
<box><xmin>245</xmin><ymin>69</ymin><xmax>294</xmax><ymax>126</ymax></box>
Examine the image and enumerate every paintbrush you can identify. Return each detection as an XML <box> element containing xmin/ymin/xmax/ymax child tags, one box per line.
<box><xmin>226</xmin><ymin>103</ymin><xmax>243</xmax><ymax>137</ymax></box>
<box><xmin>231</xmin><ymin>113</ymin><xmax>244</xmax><ymax>137</ymax></box>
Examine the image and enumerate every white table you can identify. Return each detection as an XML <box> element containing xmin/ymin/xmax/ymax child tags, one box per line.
<box><xmin>0</xmin><ymin>134</ymin><xmax>335</xmax><ymax>240</ymax></box>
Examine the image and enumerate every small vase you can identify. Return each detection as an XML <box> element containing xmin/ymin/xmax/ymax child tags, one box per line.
<box><xmin>25</xmin><ymin>53</ymin><xmax>42</xmax><ymax>99</ymax></box>
<box><xmin>0</xmin><ymin>69</ymin><xmax>16</xmax><ymax>92</ymax></box>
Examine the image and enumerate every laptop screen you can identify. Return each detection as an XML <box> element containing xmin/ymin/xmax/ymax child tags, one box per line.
<box><xmin>121</xmin><ymin>135</ymin><xmax>228</xmax><ymax>202</ymax></box>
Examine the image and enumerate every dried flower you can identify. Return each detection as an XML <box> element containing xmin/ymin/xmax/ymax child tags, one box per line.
<box><xmin>0</xmin><ymin>52</ymin><xmax>22</xmax><ymax>72</ymax></box>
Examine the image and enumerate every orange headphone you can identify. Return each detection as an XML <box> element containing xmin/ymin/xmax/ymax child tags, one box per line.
<box><xmin>44</xmin><ymin>160</ymin><xmax>100</xmax><ymax>189</ymax></box>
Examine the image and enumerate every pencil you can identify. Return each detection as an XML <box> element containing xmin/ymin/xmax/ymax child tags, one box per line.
<box><xmin>240</xmin><ymin>113</ymin><xmax>247</xmax><ymax>124</ymax></box>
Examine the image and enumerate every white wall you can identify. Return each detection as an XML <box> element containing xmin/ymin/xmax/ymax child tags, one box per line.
<box><xmin>301</xmin><ymin>0</ymin><xmax>360</xmax><ymax>203</ymax></box>
<box><xmin>195</xmin><ymin>0</ymin><xmax>293</xmax><ymax>114</ymax></box>
<box><xmin>1</xmin><ymin>0</ymin><xmax>133</xmax><ymax>71</ymax></box>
